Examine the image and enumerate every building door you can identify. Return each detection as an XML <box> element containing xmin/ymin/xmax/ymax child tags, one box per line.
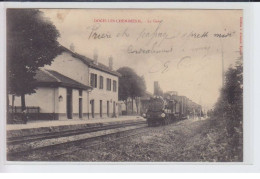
<box><xmin>107</xmin><ymin>101</ymin><xmax>109</xmax><ymax>117</ymax></box>
<box><xmin>79</xmin><ymin>98</ymin><xmax>82</xmax><ymax>118</ymax></box>
<box><xmin>90</xmin><ymin>100</ymin><xmax>94</xmax><ymax>118</ymax></box>
<box><xmin>113</xmin><ymin>101</ymin><xmax>116</xmax><ymax>117</ymax></box>
<box><xmin>66</xmin><ymin>88</ymin><xmax>72</xmax><ymax>119</ymax></box>
<box><xmin>100</xmin><ymin>100</ymin><xmax>102</xmax><ymax>117</ymax></box>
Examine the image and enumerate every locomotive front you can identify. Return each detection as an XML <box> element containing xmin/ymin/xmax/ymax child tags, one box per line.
<box><xmin>145</xmin><ymin>97</ymin><xmax>168</xmax><ymax>126</ymax></box>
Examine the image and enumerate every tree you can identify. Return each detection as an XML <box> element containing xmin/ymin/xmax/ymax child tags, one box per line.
<box><xmin>214</xmin><ymin>56</ymin><xmax>243</xmax><ymax>130</ymax></box>
<box><xmin>135</xmin><ymin>76</ymin><xmax>146</xmax><ymax>114</ymax></box>
<box><xmin>222</xmin><ymin>57</ymin><xmax>243</xmax><ymax>134</ymax></box>
<box><xmin>7</xmin><ymin>9</ymin><xmax>61</xmax><ymax>111</ymax></box>
<box><xmin>117</xmin><ymin>67</ymin><xmax>146</xmax><ymax>114</ymax></box>
<box><xmin>213</xmin><ymin>56</ymin><xmax>243</xmax><ymax>158</ymax></box>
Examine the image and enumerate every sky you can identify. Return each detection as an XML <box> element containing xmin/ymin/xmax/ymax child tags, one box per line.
<box><xmin>41</xmin><ymin>9</ymin><xmax>242</xmax><ymax>109</ymax></box>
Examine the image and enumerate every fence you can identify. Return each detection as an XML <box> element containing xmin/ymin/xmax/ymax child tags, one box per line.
<box><xmin>9</xmin><ymin>106</ymin><xmax>40</xmax><ymax>114</ymax></box>
<box><xmin>8</xmin><ymin>106</ymin><xmax>40</xmax><ymax>123</ymax></box>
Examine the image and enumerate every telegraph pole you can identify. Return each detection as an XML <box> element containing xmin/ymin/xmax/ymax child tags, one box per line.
<box><xmin>221</xmin><ymin>40</ymin><xmax>224</xmax><ymax>87</ymax></box>
<box><xmin>199</xmin><ymin>95</ymin><xmax>202</xmax><ymax>119</ymax></box>
<box><xmin>221</xmin><ymin>40</ymin><xmax>225</xmax><ymax>121</ymax></box>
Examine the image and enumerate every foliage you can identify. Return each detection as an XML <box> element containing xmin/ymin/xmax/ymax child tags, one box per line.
<box><xmin>214</xmin><ymin>57</ymin><xmax>243</xmax><ymax>128</ymax></box>
<box><xmin>213</xmin><ymin>56</ymin><xmax>243</xmax><ymax>158</ymax></box>
<box><xmin>117</xmin><ymin>67</ymin><xmax>146</xmax><ymax>114</ymax></box>
<box><xmin>117</xmin><ymin>67</ymin><xmax>146</xmax><ymax>101</ymax></box>
<box><xmin>7</xmin><ymin>9</ymin><xmax>61</xmax><ymax>109</ymax></box>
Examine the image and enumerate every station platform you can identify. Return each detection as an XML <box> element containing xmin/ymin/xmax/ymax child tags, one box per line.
<box><xmin>6</xmin><ymin>116</ymin><xmax>146</xmax><ymax>138</ymax></box>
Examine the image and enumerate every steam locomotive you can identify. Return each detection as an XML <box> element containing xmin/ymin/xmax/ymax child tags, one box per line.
<box><xmin>144</xmin><ymin>92</ymin><xmax>202</xmax><ymax>127</ymax></box>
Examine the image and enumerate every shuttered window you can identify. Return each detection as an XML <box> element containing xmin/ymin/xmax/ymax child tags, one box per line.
<box><xmin>90</xmin><ymin>73</ymin><xmax>97</xmax><ymax>88</ymax></box>
<box><xmin>99</xmin><ymin>76</ymin><xmax>103</xmax><ymax>89</ymax></box>
<box><xmin>106</xmin><ymin>78</ymin><xmax>111</xmax><ymax>91</ymax></box>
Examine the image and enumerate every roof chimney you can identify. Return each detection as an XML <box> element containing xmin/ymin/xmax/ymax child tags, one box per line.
<box><xmin>108</xmin><ymin>56</ymin><xmax>113</xmax><ymax>70</ymax></box>
<box><xmin>70</xmin><ymin>43</ymin><xmax>75</xmax><ymax>52</ymax></box>
<box><xmin>93</xmin><ymin>49</ymin><xmax>98</xmax><ymax>64</ymax></box>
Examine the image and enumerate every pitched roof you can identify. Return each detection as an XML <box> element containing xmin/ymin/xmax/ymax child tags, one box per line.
<box><xmin>34</xmin><ymin>69</ymin><xmax>92</xmax><ymax>90</ymax></box>
<box><xmin>60</xmin><ymin>46</ymin><xmax>121</xmax><ymax>77</ymax></box>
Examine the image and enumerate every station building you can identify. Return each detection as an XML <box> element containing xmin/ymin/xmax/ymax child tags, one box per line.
<box><xmin>88</xmin><ymin>56</ymin><xmax>121</xmax><ymax>118</ymax></box>
<box><xmin>9</xmin><ymin>46</ymin><xmax>121</xmax><ymax>120</ymax></box>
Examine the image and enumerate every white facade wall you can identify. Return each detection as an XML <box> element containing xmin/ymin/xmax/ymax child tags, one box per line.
<box><xmin>57</xmin><ymin>87</ymin><xmax>66</xmax><ymax>114</ymax></box>
<box><xmin>44</xmin><ymin>51</ymin><xmax>90</xmax><ymax>86</ymax></box>
<box><xmin>9</xmin><ymin>87</ymin><xmax>58</xmax><ymax>113</ymax></box>
<box><xmin>82</xmin><ymin>90</ymin><xmax>89</xmax><ymax>114</ymax></box>
<box><xmin>89</xmin><ymin>67</ymin><xmax>119</xmax><ymax>118</ymax></box>
<box><xmin>72</xmin><ymin>89</ymin><xmax>79</xmax><ymax>115</ymax></box>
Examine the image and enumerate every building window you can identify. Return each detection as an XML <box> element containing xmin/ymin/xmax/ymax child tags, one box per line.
<box><xmin>90</xmin><ymin>73</ymin><xmax>97</xmax><ymax>88</ymax></box>
<box><xmin>106</xmin><ymin>78</ymin><xmax>111</xmax><ymax>91</ymax></box>
<box><xmin>113</xmin><ymin>80</ymin><xmax>117</xmax><ymax>92</ymax></box>
<box><xmin>99</xmin><ymin>76</ymin><xmax>103</xmax><ymax>89</ymax></box>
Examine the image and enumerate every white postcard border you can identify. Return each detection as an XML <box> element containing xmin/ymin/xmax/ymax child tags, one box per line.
<box><xmin>0</xmin><ymin>2</ymin><xmax>258</xmax><ymax>173</ymax></box>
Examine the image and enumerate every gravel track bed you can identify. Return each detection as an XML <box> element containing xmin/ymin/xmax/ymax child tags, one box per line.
<box><xmin>54</xmin><ymin>118</ymin><xmax>240</xmax><ymax>162</ymax></box>
<box><xmin>9</xmin><ymin>117</ymin><xmax>242</xmax><ymax>162</ymax></box>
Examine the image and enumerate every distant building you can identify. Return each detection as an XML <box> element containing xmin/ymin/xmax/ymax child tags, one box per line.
<box><xmin>9</xmin><ymin>46</ymin><xmax>121</xmax><ymax>120</ymax></box>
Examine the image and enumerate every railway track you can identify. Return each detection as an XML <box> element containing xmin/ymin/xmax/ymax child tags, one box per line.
<box><xmin>7</xmin><ymin>121</ymin><xmax>146</xmax><ymax>145</ymax></box>
<box><xmin>44</xmin><ymin>121</ymin><xmax>182</xmax><ymax>161</ymax></box>
<box><xmin>7</xmin><ymin>120</ymin><xmax>148</xmax><ymax>160</ymax></box>
<box><xmin>50</xmin><ymin>126</ymin><xmax>152</xmax><ymax>160</ymax></box>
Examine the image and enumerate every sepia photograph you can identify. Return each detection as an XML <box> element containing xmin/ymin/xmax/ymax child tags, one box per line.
<box><xmin>5</xmin><ymin>8</ymin><xmax>243</xmax><ymax>162</ymax></box>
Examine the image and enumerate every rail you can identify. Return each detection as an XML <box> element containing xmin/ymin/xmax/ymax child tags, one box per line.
<box><xmin>7</xmin><ymin>120</ymin><xmax>147</xmax><ymax>160</ymax></box>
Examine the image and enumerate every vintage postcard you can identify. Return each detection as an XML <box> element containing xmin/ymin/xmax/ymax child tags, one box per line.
<box><xmin>4</xmin><ymin>7</ymin><xmax>245</xmax><ymax>164</ymax></box>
